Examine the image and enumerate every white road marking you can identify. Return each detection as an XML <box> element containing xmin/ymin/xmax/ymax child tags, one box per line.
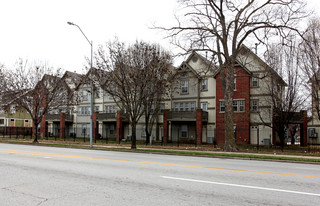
<box><xmin>162</xmin><ymin>176</ymin><xmax>320</xmax><ymax>197</ymax></box>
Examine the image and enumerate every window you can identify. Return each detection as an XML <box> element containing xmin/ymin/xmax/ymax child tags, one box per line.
<box><xmin>201</xmin><ymin>102</ymin><xmax>208</xmax><ymax>112</ymax></box>
<box><xmin>181</xmin><ymin>80</ymin><xmax>188</xmax><ymax>94</ymax></box>
<box><xmin>234</xmin><ymin>77</ymin><xmax>236</xmax><ymax>91</ymax></box>
<box><xmin>201</xmin><ymin>79</ymin><xmax>208</xmax><ymax>91</ymax></box>
<box><xmin>233</xmin><ymin>100</ymin><xmax>245</xmax><ymax>112</ymax></box>
<box><xmin>179</xmin><ymin>103</ymin><xmax>184</xmax><ymax>111</ymax></box>
<box><xmin>95</xmin><ymin>88</ymin><xmax>100</xmax><ymax>98</ymax></box>
<box><xmin>0</xmin><ymin>119</ymin><xmax>4</xmax><ymax>125</ymax></box>
<box><xmin>95</xmin><ymin>106</ymin><xmax>100</xmax><ymax>112</ymax></box>
<box><xmin>181</xmin><ymin>125</ymin><xmax>188</xmax><ymax>138</ymax></box>
<box><xmin>109</xmin><ymin>124</ymin><xmax>115</xmax><ymax>135</ymax></box>
<box><xmin>174</xmin><ymin>102</ymin><xmax>196</xmax><ymax>112</ymax></box>
<box><xmin>251</xmin><ymin>99</ymin><xmax>259</xmax><ymax>112</ymax></box>
<box><xmin>251</xmin><ymin>77</ymin><xmax>259</xmax><ymax>87</ymax></box>
<box><xmin>190</xmin><ymin>102</ymin><xmax>195</xmax><ymax>111</ymax></box>
<box><xmin>174</xmin><ymin>103</ymin><xmax>179</xmax><ymax>111</ymax></box>
<box><xmin>82</xmin><ymin>90</ymin><xmax>88</xmax><ymax>101</ymax></box>
<box><xmin>220</xmin><ymin>101</ymin><xmax>225</xmax><ymax>112</ymax></box>
<box><xmin>233</xmin><ymin>101</ymin><xmax>238</xmax><ymax>112</ymax></box>
<box><xmin>185</xmin><ymin>102</ymin><xmax>189</xmax><ymax>111</ymax></box>
<box><xmin>78</xmin><ymin>107</ymin><xmax>90</xmax><ymax>115</ymax></box>
<box><xmin>104</xmin><ymin>105</ymin><xmax>116</xmax><ymax>113</ymax></box>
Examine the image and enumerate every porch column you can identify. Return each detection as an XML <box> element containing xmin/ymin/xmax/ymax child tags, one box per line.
<box><xmin>60</xmin><ymin>113</ymin><xmax>66</xmax><ymax>139</ymax></box>
<box><xmin>196</xmin><ymin>109</ymin><xmax>203</xmax><ymax>145</ymax></box>
<box><xmin>93</xmin><ymin>112</ymin><xmax>99</xmax><ymax>140</ymax></box>
<box><xmin>163</xmin><ymin>110</ymin><xmax>168</xmax><ymax>144</ymax></box>
<box><xmin>116</xmin><ymin>111</ymin><xmax>122</xmax><ymax>142</ymax></box>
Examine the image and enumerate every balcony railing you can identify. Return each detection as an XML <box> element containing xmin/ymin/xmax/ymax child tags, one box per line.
<box><xmin>167</xmin><ymin>110</ymin><xmax>208</xmax><ymax>122</ymax></box>
<box><xmin>97</xmin><ymin>113</ymin><xmax>116</xmax><ymax>121</ymax></box>
<box><xmin>46</xmin><ymin>114</ymin><xmax>73</xmax><ymax>121</ymax></box>
<box><xmin>97</xmin><ymin>112</ymin><xmax>129</xmax><ymax>122</ymax></box>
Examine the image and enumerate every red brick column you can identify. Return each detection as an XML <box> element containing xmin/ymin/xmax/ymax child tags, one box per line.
<box><xmin>116</xmin><ymin>111</ymin><xmax>122</xmax><ymax>142</ymax></box>
<box><xmin>196</xmin><ymin>109</ymin><xmax>203</xmax><ymax>145</ymax></box>
<box><xmin>93</xmin><ymin>112</ymin><xmax>99</xmax><ymax>140</ymax></box>
<box><xmin>301</xmin><ymin>111</ymin><xmax>308</xmax><ymax>146</ymax></box>
<box><xmin>163</xmin><ymin>110</ymin><xmax>168</xmax><ymax>144</ymax></box>
<box><xmin>60</xmin><ymin>113</ymin><xmax>66</xmax><ymax>139</ymax></box>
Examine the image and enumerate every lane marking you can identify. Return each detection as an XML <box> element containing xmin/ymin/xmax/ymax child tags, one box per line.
<box><xmin>1</xmin><ymin>149</ymin><xmax>320</xmax><ymax>179</ymax></box>
<box><xmin>162</xmin><ymin>176</ymin><xmax>320</xmax><ymax>197</ymax></box>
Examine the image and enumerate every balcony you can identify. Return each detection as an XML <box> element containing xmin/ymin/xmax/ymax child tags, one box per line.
<box><xmin>46</xmin><ymin>114</ymin><xmax>73</xmax><ymax>121</ymax></box>
<box><xmin>97</xmin><ymin>112</ymin><xmax>129</xmax><ymax>122</ymax></box>
<box><xmin>167</xmin><ymin>110</ymin><xmax>208</xmax><ymax>122</ymax></box>
<box><xmin>97</xmin><ymin>113</ymin><xmax>116</xmax><ymax>121</ymax></box>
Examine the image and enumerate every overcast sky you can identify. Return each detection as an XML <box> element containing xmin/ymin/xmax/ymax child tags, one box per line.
<box><xmin>0</xmin><ymin>0</ymin><xmax>319</xmax><ymax>73</ymax></box>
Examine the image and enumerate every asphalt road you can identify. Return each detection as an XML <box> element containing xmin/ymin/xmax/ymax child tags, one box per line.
<box><xmin>0</xmin><ymin>143</ymin><xmax>319</xmax><ymax>206</ymax></box>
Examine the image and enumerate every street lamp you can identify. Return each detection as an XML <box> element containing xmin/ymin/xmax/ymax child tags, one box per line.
<box><xmin>67</xmin><ymin>21</ymin><xmax>93</xmax><ymax>149</ymax></box>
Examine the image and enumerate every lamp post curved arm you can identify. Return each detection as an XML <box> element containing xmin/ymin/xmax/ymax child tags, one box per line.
<box><xmin>67</xmin><ymin>21</ymin><xmax>93</xmax><ymax>149</ymax></box>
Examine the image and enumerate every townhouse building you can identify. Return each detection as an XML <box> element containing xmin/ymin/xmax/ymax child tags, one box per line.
<box><xmin>307</xmin><ymin>73</ymin><xmax>320</xmax><ymax>145</ymax></box>
<box><xmin>41</xmin><ymin>45</ymin><xmax>300</xmax><ymax>146</ymax></box>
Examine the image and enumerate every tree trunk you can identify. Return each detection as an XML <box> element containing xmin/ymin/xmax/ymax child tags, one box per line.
<box><xmin>145</xmin><ymin>116</ymin><xmax>150</xmax><ymax>145</ymax></box>
<box><xmin>223</xmin><ymin>67</ymin><xmax>237</xmax><ymax>152</ymax></box>
<box><xmin>33</xmin><ymin>123</ymin><xmax>39</xmax><ymax>143</ymax></box>
<box><xmin>131</xmin><ymin>123</ymin><xmax>137</xmax><ymax>149</ymax></box>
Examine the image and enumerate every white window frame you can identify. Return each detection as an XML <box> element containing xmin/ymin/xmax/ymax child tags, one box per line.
<box><xmin>201</xmin><ymin>79</ymin><xmax>208</xmax><ymax>91</ymax></box>
<box><xmin>233</xmin><ymin>100</ymin><xmax>245</xmax><ymax>112</ymax></box>
<box><xmin>220</xmin><ymin>101</ymin><xmax>225</xmax><ymax>112</ymax></box>
<box><xmin>181</xmin><ymin>80</ymin><xmax>189</xmax><ymax>94</ymax></box>
<box><xmin>201</xmin><ymin>102</ymin><xmax>208</xmax><ymax>112</ymax></box>
<box><xmin>82</xmin><ymin>90</ymin><xmax>88</xmax><ymax>101</ymax></box>
<box><xmin>251</xmin><ymin>77</ymin><xmax>259</xmax><ymax>87</ymax></box>
<box><xmin>251</xmin><ymin>99</ymin><xmax>259</xmax><ymax>112</ymax></box>
<box><xmin>181</xmin><ymin>125</ymin><xmax>188</xmax><ymax>138</ymax></box>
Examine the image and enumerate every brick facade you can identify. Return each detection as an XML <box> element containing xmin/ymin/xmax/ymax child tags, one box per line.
<box><xmin>196</xmin><ymin>108</ymin><xmax>203</xmax><ymax>145</ymax></box>
<box><xmin>216</xmin><ymin>65</ymin><xmax>250</xmax><ymax>144</ymax></box>
<box><xmin>93</xmin><ymin>112</ymin><xmax>99</xmax><ymax>140</ymax></box>
<box><xmin>116</xmin><ymin>111</ymin><xmax>122</xmax><ymax>142</ymax></box>
<box><xmin>60</xmin><ymin>113</ymin><xmax>65</xmax><ymax>138</ymax></box>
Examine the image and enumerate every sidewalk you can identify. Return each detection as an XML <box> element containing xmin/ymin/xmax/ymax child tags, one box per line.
<box><xmin>93</xmin><ymin>144</ymin><xmax>320</xmax><ymax>162</ymax></box>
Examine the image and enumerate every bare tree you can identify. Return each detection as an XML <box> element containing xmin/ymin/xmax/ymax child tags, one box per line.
<box><xmin>264</xmin><ymin>41</ymin><xmax>307</xmax><ymax>150</ymax></box>
<box><xmin>1</xmin><ymin>60</ymin><xmax>75</xmax><ymax>143</ymax></box>
<box><xmin>95</xmin><ymin>40</ymin><xmax>173</xmax><ymax>149</ymax></box>
<box><xmin>300</xmin><ymin>17</ymin><xmax>320</xmax><ymax>121</ymax></box>
<box><xmin>159</xmin><ymin>0</ymin><xmax>307</xmax><ymax>151</ymax></box>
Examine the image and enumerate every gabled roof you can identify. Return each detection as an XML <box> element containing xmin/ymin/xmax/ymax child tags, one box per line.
<box><xmin>62</xmin><ymin>71</ymin><xmax>84</xmax><ymax>86</ymax></box>
<box><xmin>212</xmin><ymin>45</ymin><xmax>287</xmax><ymax>86</ymax></box>
<box><xmin>238</xmin><ymin>45</ymin><xmax>287</xmax><ymax>86</ymax></box>
<box><xmin>173</xmin><ymin>51</ymin><xmax>217</xmax><ymax>79</ymax></box>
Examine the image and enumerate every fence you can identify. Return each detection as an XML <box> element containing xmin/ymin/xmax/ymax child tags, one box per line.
<box><xmin>0</xmin><ymin>127</ymin><xmax>32</xmax><ymax>139</ymax></box>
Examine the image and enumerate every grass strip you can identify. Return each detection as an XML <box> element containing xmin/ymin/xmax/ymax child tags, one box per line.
<box><xmin>0</xmin><ymin>139</ymin><xmax>319</xmax><ymax>163</ymax></box>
